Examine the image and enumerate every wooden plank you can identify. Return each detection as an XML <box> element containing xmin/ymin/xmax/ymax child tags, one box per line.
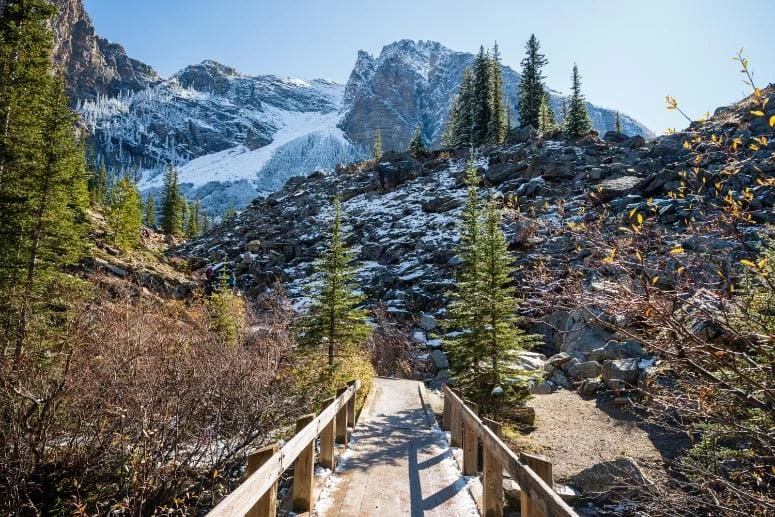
<box><xmin>482</xmin><ymin>418</ymin><xmax>503</xmax><ymax>517</ymax></box>
<box><xmin>520</xmin><ymin>453</ymin><xmax>553</xmax><ymax>517</ymax></box>
<box><xmin>443</xmin><ymin>386</ymin><xmax>576</xmax><ymax>517</ymax></box>
<box><xmin>319</xmin><ymin>397</ymin><xmax>336</xmax><ymax>470</ymax></box>
<box><xmin>463</xmin><ymin>400</ymin><xmax>479</xmax><ymax>476</ymax></box>
<box><xmin>336</xmin><ymin>386</ymin><xmax>349</xmax><ymax>444</ymax></box>
<box><xmin>292</xmin><ymin>414</ymin><xmax>316</xmax><ymax>513</ymax></box>
<box><xmin>246</xmin><ymin>444</ymin><xmax>278</xmax><ymax>517</ymax></box>
<box><xmin>207</xmin><ymin>381</ymin><xmax>360</xmax><ymax>516</ymax></box>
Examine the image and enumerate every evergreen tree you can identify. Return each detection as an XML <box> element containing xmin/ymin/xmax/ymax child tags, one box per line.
<box><xmin>517</xmin><ymin>34</ymin><xmax>548</xmax><ymax>129</ymax></box>
<box><xmin>448</xmin><ymin>68</ymin><xmax>476</xmax><ymax>147</ymax></box>
<box><xmin>299</xmin><ymin>198</ymin><xmax>370</xmax><ymax>369</ymax></box>
<box><xmin>487</xmin><ymin>42</ymin><xmax>507</xmax><ymax>144</ymax></box>
<box><xmin>179</xmin><ymin>194</ymin><xmax>190</xmax><ymax>236</ymax></box>
<box><xmin>538</xmin><ymin>92</ymin><xmax>558</xmax><ymax>134</ymax></box>
<box><xmin>472</xmin><ymin>46</ymin><xmax>493</xmax><ymax>145</ymax></box>
<box><xmin>201</xmin><ymin>212</ymin><xmax>210</xmax><ymax>234</ymax></box>
<box><xmin>107</xmin><ymin>175</ymin><xmax>142</xmax><ymax>251</ymax></box>
<box><xmin>186</xmin><ymin>199</ymin><xmax>201</xmax><ymax>239</ymax></box>
<box><xmin>477</xmin><ymin>198</ymin><xmax>541</xmax><ymax>404</ymax></box>
<box><xmin>372</xmin><ymin>128</ymin><xmax>382</xmax><ymax>162</ymax></box>
<box><xmin>565</xmin><ymin>64</ymin><xmax>592</xmax><ymax>137</ymax></box>
<box><xmin>0</xmin><ymin>1</ymin><xmax>90</xmax><ymax>359</ymax></box>
<box><xmin>446</xmin><ymin>160</ymin><xmax>486</xmax><ymax>389</ymax></box>
<box><xmin>144</xmin><ymin>191</ymin><xmax>156</xmax><ymax>227</ymax></box>
<box><xmin>409</xmin><ymin>125</ymin><xmax>426</xmax><ymax>158</ymax></box>
<box><xmin>222</xmin><ymin>202</ymin><xmax>236</xmax><ymax>223</ymax></box>
<box><xmin>160</xmin><ymin>164</ymin><xmax>182</xmax><ymax>235</ymax></box>
<box><xmin>615</xmin><ymin>110</ymin><xmax>622</xmax><ymax>133</ymax></box>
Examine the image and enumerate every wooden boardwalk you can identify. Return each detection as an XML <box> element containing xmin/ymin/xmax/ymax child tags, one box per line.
<box><xmin>315</xmin><ymin>378</ymin><xmax>479</xmax><ymax>517</ymax></box>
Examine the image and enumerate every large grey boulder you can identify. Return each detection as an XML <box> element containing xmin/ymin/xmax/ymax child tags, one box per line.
<box><xmin>484</xmin><ymin>161</ymin><xmax>529</xmax><ymax>184</ymax></box>
<box><xmin>571</xmin><ymin>457</ymin><xmax>652</xmax><ymax>496</ymax></box>
<box><xmin>567</xmin><ymin>360</ymin><xmax>603</xmax><ymax>380</ymax></box>
<box><xmin>418</xmin><ymin>313</ymin><xmax>438</xmax><ymax>331</ymax></box>
<box><xmin>590</xmin><ymin>340</ymin><xmax>647</xmax><ymax>361</ymax></box>
<box><xmin>602</xmin><ymin>358</ymin><xmax>640</xmax><ymax>385</ymax></box>
<box><xmin>430</xmin><ymin>350</ymin><xmax>449</xmax><ymax>371</ymax></box>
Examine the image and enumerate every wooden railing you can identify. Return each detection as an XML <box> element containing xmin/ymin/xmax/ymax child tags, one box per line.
<box><xmin>443</xmin><ymin>385</ymin><xmax>578</xmax><ymax>517</ymax></box>
<box><xmin>207</xmin><ymin>380</ymin><xmax>361</xmax><ymax>517</ymax></box>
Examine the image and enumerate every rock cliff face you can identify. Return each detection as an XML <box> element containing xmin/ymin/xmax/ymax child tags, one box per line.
<box><xmin>0</xmin><ymin>0</ymin><xmax>160</xmax><ymax>102</ymax></box>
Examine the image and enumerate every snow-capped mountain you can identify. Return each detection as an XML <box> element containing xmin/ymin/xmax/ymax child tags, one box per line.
<box><xmin>35</xmin><ymin>0</ymin><xmax>653</xmax><ymax>214</ymax></box>
<box><xmin>341</xmin><ymin>39</ymin><xmax>652</xmax><ymax>151</ymax></box>
<box><xmin>78</xmin><ymin>61</ymin><xmax>361</xmax><ymax>211</ymax></box>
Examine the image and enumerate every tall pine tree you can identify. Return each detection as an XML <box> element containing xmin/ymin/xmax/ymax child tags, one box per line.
<box><xmin>409</xmin><ymin>125</ymin><xmax>426</xmax><ymax>158</ymax></box>
<box><xmin>186</xmin><ymin>198</ymin><xmax>201</xmax><ymax>239</ymax></box>
<box><xmin>488</xmin><ymin>42</ymin><xmax>507</xmax><ymax>144</ymax></box>
<box><xmin>477</xmin><ymin>198</ymin><xmax>541</xmax><ymax>407</ymax></box>
<box><xmin>107</xmin><ymin>175</ymin><xmax>142</xmax><ymax>251</ymax></box>
<box><xmin>538</xmin><ymin>92</ymin><xmax>558</xmax><ymax>134</ymax></box>
<box><xmin>517</xmin><ymin>34</ymin><xmax>548</xmax><ymax>129</ymax></box>
<box><xmin>160</xmin><ymin>164</ymin><xmax>182</xmax><ymax>235</ymax></box>
<box><xmin>565</xmin><ymin>64</ymin><xmax>592</xmax><ymax>137</ymax></box>
<box><xmin>472</xmin><ymin>46</ymin><xmax>493</xmax><ymax>145</ymax></box>
<box><xmin>0</xmin><ymin>1</ymin><xmax>90</xmax><ymax>359</ymax></box>
<box><xmin>144</xmin><ymin>191</ymin><xmax>156</xmax><ymax>227</ymax></box>
<box><xmin>446</xmin><ymin>160</ymin><xmax>486</xmax><ymax>389</ymax></box>
<box><xmin>299</xmin><ymin>198</ymin><xmax>370</xmax><ymax>369</ymax></box>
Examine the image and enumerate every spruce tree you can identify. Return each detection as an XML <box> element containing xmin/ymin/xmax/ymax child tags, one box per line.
<box><xmin>477</xmin><ymin>198</ymin><xmax>541</xmax><ymax>405</ymax></box>
<box><xmin>472</xmin><ymin>46</ymin><xmax>493</xmax><ymax>145</ymax></box>
<box><xmin>0</xmin><ymin>1</ymin><xmax>90</xmax><ymax>359</ymax></box>
<box><xmin>372</xmin><ymin>128</ymin><xmax>382</xmax><ymax>162</ymax></box>
<box><xmin>615</xmin><ymin>110</ymin><xmax>622</xmax><ymax>133</ymax></box>
<box><xmin>299</xmin><ymin>198</ymin><xmax>370</xmax><ymax>369</ymax></box>
<box><xmin>160</xmin><ymin>164</ymin><xmax>182</xmax><ymax>235</ymax></box>
<box><xmin>179</xmin><ymin>194</ymin><xmax>190</xmax><ymax>236</ymax></box>
<box><xmin>409</xmin><ymin>125</ymin><xmax>426</xmax><ymax>158</ymax></box>
<box><xmin>517</xmin><ymin>34</ymin><xmax>548</xmax><ymax>129</ymax></box>
<box><xmin>222</xmin><ymin>202</ymin><xmax>236</xmax><ymax>223</ymax></box>
<box><xmin>449</xmin><ymin>68</ymin><xmax>476</xmax><ymax>147</ymax></box>
<box><xmin>446</xmin><ymin>160</ymin><xmax>486</xmax><ymax>389</ymax></box>
<box><xmin>144</xmin><ymin>191</ymin><xmax>156</xmax><ymax>227</ymax></box>
<box><xmin>538</xmin><ymin>92</ymin><xmax>558</xmax><ymax>134</ymax></box>
<box><xmin>107</xmin><ymin>175</ymin><xmax>142</xmax><ymax>251</ymax></box>
<box><xmin>186</xmin><ymin>199</ymin><xmax>201</xmax><ymax>239</ymax></box>
<box><xmin>487</xmin><ymin>42</ymin><xmax>507</xmax><ymax>144</ymax></box>
<box><xmin>565</xmin><ymin>64</ymin><xmax>592</xmax><ymax>138</ymax></box>
<box><xmin>201</xmin><ymin>212</ymin><xmax>210</xmax><ymax>234</ymax></box>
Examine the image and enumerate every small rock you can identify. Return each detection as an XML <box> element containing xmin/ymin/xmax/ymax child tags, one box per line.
<box><xmin>430</xmin><ymin>350</ymin><xmax>449</xmax><ymax>371</ymax></box>
<box><xmin>512</xmin><ymin>406</ymin><xmax>536</xmax><ymax>426</ymax></box>
<box><xmin>530</xmin><ymin>380</ymin><xmax>553</xmax><ymax>395</ymax></box>
<box><xmin>578</xmin><ymin>378</ymin><xmax>602</xmax><ymax>396</ymax></box>
<box><xmin>419</xmin><ymin>313</ymin><xmax>438</xmax><ymax>331</ymax></box>
<box><xmin>570</xmin><ymin>457</ymin><xmax>652</xmax><ymax>495</ymax></box>
<box><xmin>547</xmin><ymin>352</ymin><xmax>573</xmax><ymax>368</ymax></box>
<box><xmin>411</xmin><ymin>329</ymin><xmax>427</xmax><ymax>344</ymax></box>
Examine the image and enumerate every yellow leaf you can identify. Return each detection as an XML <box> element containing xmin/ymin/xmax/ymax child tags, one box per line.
<box><xmin>770</xmin><ymin>115</ymin><xmax>775</xmax><ymax>127</ymax></box>
<box><xmin>629</xmin><ymin>207</ymin><xmax>637</xmax><ymax>218</ymax></box>
<box><xmin>758</xmin><ymin>258</ymin><xmax>768</xmax><ymax>268</ymax></box>
<box><xmin>670</xmin><ymin>247</ymin><xmax>684</xmax><ymax>254</ymax></box>
<box><xmin>637</xmin><ymin>213</ymin><xmax>644</xmax><ymax>225</ymax></box>
<box><xmin>750</xmin><ymin>110</ymin><xmax>765</xmax><ymax>116</ymax></box>
<box><xmin>682</xmin><ymin>141</ymin><xmax>691</xmax><ymax>150</ymax></box>
<box><xmin>652</xmin><ymin>276</ymin><xmax>659</xmax><ymax>284</ymax></box>
<box><xmin>754</xmin><ymin>87</ymin><xmax>761</xmax><ymax>98</ymax></box>
<box><xmin>740</xmin><ymin>259</ymin><xmax>756</xmax><ymax>268</ymax></box>
<box><xmin>636</xmin><ymin>251</ymin><xmax>642</xmax><ymax>261</ymax></box>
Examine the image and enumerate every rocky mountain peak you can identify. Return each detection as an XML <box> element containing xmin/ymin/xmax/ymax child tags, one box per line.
<box><xmin>0</xmin><ymin>0</ymin><xmax>160</xmax><ymax>103</ymax></box>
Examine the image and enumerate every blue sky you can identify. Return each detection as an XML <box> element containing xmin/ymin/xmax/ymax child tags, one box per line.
<box><xmin>83</xmin><ymin>0</ymin><xmax>775</xmax><ymax>134</ymax></box>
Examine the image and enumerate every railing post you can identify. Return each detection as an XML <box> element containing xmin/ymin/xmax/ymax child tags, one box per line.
<box><xmin>482</xmin><ymin>418</ymin><xmax>504</xmax><ymax>517</ymax></box>
<box><xmin>246</xmin><ymin>444</ymin><xmax>278</xmax><ymax>517</ymax></box>
<box><xmin>442</xmin><ymin>387</ymin><xmax>451</xmax><ymax>431</ymax></box>
<box><xmin>335</xmin><ymin>386</ymin><xmax>348</xmax><ymax>444</ymax></box>
<box><xmin>520</xmin><ymin>453</ymin><xmax>553</xmax><ymax>517</ymax></box>
<box><xmin>462</xmin><ymin>400</ymin><xmax>479</xmax><ymax>476</ymax></box>
<box><xmin>292</xmin><ymin>414</ymin><xmax>316</xmax><ymax>513</ymax></box>
<box><xmin>319</xmin><ymin>396</ymin><xmax>336</xmax><ymax>470</ymax></box>
<box><xmin>450</xmin><ymin>389</ymin><xmax>463</xmax><ymax>448</ymax></box>
<box><xmin>346</xmin><ymin>380</ymin><xmax>357</xmax><ymax>426</ymax></box>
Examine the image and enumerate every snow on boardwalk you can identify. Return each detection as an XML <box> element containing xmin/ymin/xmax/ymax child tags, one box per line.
<box><xmin>315</xmin><ymin>378</ymin><xmax>478</xmax><ymax>517</ymax></box>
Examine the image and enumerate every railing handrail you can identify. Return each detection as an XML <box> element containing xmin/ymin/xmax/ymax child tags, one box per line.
<box><xmin>443</xmin><ymin>385</ymin><xmax>577</xmax><ymax>517</ymax></box>
<box><xmin>207</xmin><ymin>380</ymin><xmax>361</xmax><ymax>516</ymax></box>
